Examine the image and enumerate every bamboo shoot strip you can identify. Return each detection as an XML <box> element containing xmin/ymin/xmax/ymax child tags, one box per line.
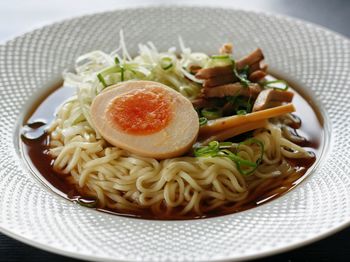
<box><xmin>199</xmin><ymin>103</ymin><xmax>295</xmax><ymax>136</ymax></box>
<box><xmin>200</xmin><ymin>120</ymin><xmax>267</xmax><ymax>145</ymax></box>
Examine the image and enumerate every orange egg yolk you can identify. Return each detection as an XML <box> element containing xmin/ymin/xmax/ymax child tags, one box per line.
<box><xmin>107</xmin><ymin>87</ymin><xmax>173</xmax><ymax>135</ymax></box>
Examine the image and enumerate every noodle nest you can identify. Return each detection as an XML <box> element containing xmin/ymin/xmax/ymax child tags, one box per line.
<box><xmin>49</xmin><ymin>94</ymin><xmax>311</xmax><ymax>217</ymax></box>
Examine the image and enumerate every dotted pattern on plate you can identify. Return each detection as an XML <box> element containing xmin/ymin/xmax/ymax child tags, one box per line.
<box><xmin>0</xmin><ymin>6</ymin><xmax>350</xmax><ymax>262</ymax></box>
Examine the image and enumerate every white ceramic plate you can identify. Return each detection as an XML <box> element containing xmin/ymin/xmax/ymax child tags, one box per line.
<box><xmin>1</xmin><ymin>6</ymin><xmax>350</xmax><ymax>262</ymax></box>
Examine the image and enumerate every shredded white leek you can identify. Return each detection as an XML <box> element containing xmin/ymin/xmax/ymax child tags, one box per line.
<box><xmin>63</xmin><ymin>32</ymin><xmax>209</xmax><ymax>101</ymax></box>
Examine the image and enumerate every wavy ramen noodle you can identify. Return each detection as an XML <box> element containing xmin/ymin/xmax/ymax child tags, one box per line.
<box><xmin>43</xmin><ymin>33</ymin><xmax>315</xmax><ymax>218</ymax></box>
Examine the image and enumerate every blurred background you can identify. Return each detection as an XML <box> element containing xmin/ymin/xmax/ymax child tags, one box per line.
<box><xmin>0</xmin><ymin>0</ymin><xmax>349</xmax><ymax>261</ymax></box>
<box><xmin>0</xmin><ymin>0</ymin><xmax>349</xmax><ymax>43</ymax></box>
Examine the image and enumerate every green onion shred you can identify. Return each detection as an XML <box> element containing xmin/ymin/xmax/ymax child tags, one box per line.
<box><xmin>226</xmin><ymin>96</ymin><xmax>252</xmax><ymax>115</ymax></box>
<box><xmin>97</xmin><ymin>65</ymin><xmax>120</xmax><ymax>87</ymax></box>
<box><xmin>76</xmin><ymin>196</ymin><xmax>98</xmax><ymax>208</ymax></box>
<box><xmin>201</xmin><ymin>108</ymin><xmax>222</xmax><ymax>120</ymax></box>
<box><xmin>236</xmin><ymin>110</ymin><xmax>247</xmax><ymax>115</ymax></box>
<box><xmin>194</xmin><ymin>138</ymin><xmax>264</xmax><ymax>176</ymax></box>
<box><xmin>231</xmin><ymin>60</ymin><xmax>250</xmax><ymax>87</ymax></box>
<box><xmin>261</xmin><ymin>80</ymin><xmax>288</xmax><ymax>91</ymax></box>
<box><xmin>160</xmin><ymin>57</ymin><xmax>173</xmax><ymax>70</ymax></box>
<box><xmin>199</xmin><ymin>117</ymin><xmax>208</xmax><ymax>126</ymax></box>
<box><xmin>97</xmin><ymin>73</ymin><xmax>107</xmax><ymax>87</ymax></box>
<box><xmin>120</xmin><ymin>64</ymin><xmax>125</xmax><ymax>81</ymax></box>
<box><xmin>211</xmin><ymin>54</ymin><xmax>230</xmax><ymax>59</ymax></box>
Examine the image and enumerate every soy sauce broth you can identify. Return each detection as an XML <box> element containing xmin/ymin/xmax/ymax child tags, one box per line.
<box><xmin>20</xmin><ymin>77</ymin><xmax>324</xmax><ymax>220</ymax></box>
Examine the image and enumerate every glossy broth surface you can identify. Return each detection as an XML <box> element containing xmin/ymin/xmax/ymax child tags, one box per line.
<box><xmin>20</xmin><ymin>79</ymin><xmax>324</xmax><ymax>219</ymax></box>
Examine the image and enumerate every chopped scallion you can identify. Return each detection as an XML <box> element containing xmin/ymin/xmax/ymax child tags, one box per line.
<box><xmin>231</xmin><ymin>60</ymin><xmax>250</xmax><ymax>87</ymax></box>
<box><xmin>261</xmin><ymin>80</ymin><xmax>288</xmax><ymax>91</ymax></box>
<box><xmin>120</xmin><ymin>64</ymin><xmax>125</xmax><ymax>81</ymax></box>
<box><xmin>194</xmin><ymin>138</ymin><xmax>264</xmax><ymax>176</ymax></box>
<box><xmin>97</xmin><ymin>73</ymin><xmax>107</xmax><ymax>87</ymax></box>
<box><xmin>236</xmin><ymin>138</ymin><xmax>264</xmax><ymax>175</ymax></box>
<box><xmin>211</xmin><ymin>54</ymin><xmax>230</xmax><ymax>59</ymax></box>
<box><xmin>194</xmin><ymin>141</ymin><xmax>220</xmax><ymax>157</ymax></box>
<box><xmin>160</xmin><ymin>57</ymin><xmax>173</xmax><ymax>70</ymax></box>
<box><xmin>97</xmin><ymin>65</ymin><xmax>121</xmax><ymax>87</ymax></box>
<box><xmin>199</xmin><ymin>117</ymin><xmax>208</xmax><ymax>126</ymax></box>
<box><xmin>201</xmin><ymin>108</ymin><xmax>222</xmax><ymax>120</ymax></box>
<box><xmin>237</xmin><ymin>110</ymin><xmax>247</xmax><ymax>115</ymax></box>
<box><xmin>206</xmin><ymin>55</ymin><xmax>232</xmax><ymax>68</ymax></box>
<box><xmin>218</xmin><ymin>149</ymin><xmax>257</xmax><ymax>168</ymax></box>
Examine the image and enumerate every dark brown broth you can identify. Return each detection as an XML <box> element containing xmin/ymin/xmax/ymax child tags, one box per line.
<box><xmin>20</xmin><ymin>80</ymin><xmax>323</xmax><ymax>220</ymax></box>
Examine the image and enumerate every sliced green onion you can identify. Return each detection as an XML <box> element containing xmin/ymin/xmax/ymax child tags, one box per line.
<box><xmin>199</xmin><ymin>117</ymin><xmax>208</xmax><ymax>126</ymax></box>
<box><xmin>237</xmin><ymin>97</ymin><xmax>252</xmax><ymax>113</ymax></box>
<box><xmin>240</xmin><ymin>138</ymin><xmax>264</xmax><ymax>163</ymax></box>
<box><xmin>211</xmin><ymin>54</ymin><xmax>230</xmax><ymax>59</ymax></box>
<box><xmin>201</xmin><ymin>108</ymin><xmax>222</xmax><ymax>120</ymax></box>
<box><xmin>261</xmin><ymin>80</ymin><xmax>289</xmax><ymax>91</ymax></box>
<box><xmin>237</xmin><ymin>110</ymin><xmax>247</xmax><ymax>115</ymax></box>
<box><xmin>240</xmin><ymin>65</ymin><xmax>250</xmax><ymax>77</ymax></box>
<box><xmin>217</xmin><ymin>149</ymin><xmax>258</xmax><ymax>176</ymax></box>
<box><xmin>120</xmin><ymin>64</ymin><xmax>125</xmax><ymax>81</ymax></box>
<box><xmin>236</xmin><ymin>161</ymin><xmax>258</xmax><ymax>176</ymax></box>
<box><xmin>97</xmin><ymin>65</ymin><xmax>120</xmax><ymax>87</ymax></box>
<box><xmin>219</xmin><ymin>149</ymin><xmax>257</xmax><ymax>167</ymax></box>
<box><xmin>194</xmin><ymin>141</ymin><xmax>220</xmax><ymax>157</ymax></box>
<box><xmin>160</xmin><ymin>57</ymin><xmax>173</xmax><ymax>70</ymax></box>
<box><xmin>206</xmin><ymin>55</ymin><xmax>232</xmax><ymax>68</ymax></box>
<box><xmin>208</xmin><ymin>140</ymin><xmax>220</xmax><ymax>148</ymax></box>
<box><xmin>228</xmin><ymin>96</ymin><xmax>252</xmax><ymax>115</ymax></box>
<box><xmin>194</xmin><ymin>139</ymin><xmax>264</xmax><ymax>176</ymax></box>
<box><xmin>97</xmin><ymin>73</ymin><xmax>107</xmax><ymax>87</ymax></box>
<box><xmin>236</xmin><ymin>138</ymin><xmax>264</xmax><ymax>175</ymax></box>
<box><xmin>231</xmin><ymin>60</ymin><xmax>250</xmax><ymax>87</ymax></box>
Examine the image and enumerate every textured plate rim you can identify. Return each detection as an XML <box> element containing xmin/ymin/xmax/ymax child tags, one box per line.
<box><xmin>0</xmin><ymin>5</ymin><xmax>349</xmax><ymax>262</ymax></box>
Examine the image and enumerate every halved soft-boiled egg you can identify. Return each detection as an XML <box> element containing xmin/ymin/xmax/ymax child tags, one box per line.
<box><xmin>91</xmin><ymin>81</ymin><xmax>199</xmax><ymax>159</ymax></box>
